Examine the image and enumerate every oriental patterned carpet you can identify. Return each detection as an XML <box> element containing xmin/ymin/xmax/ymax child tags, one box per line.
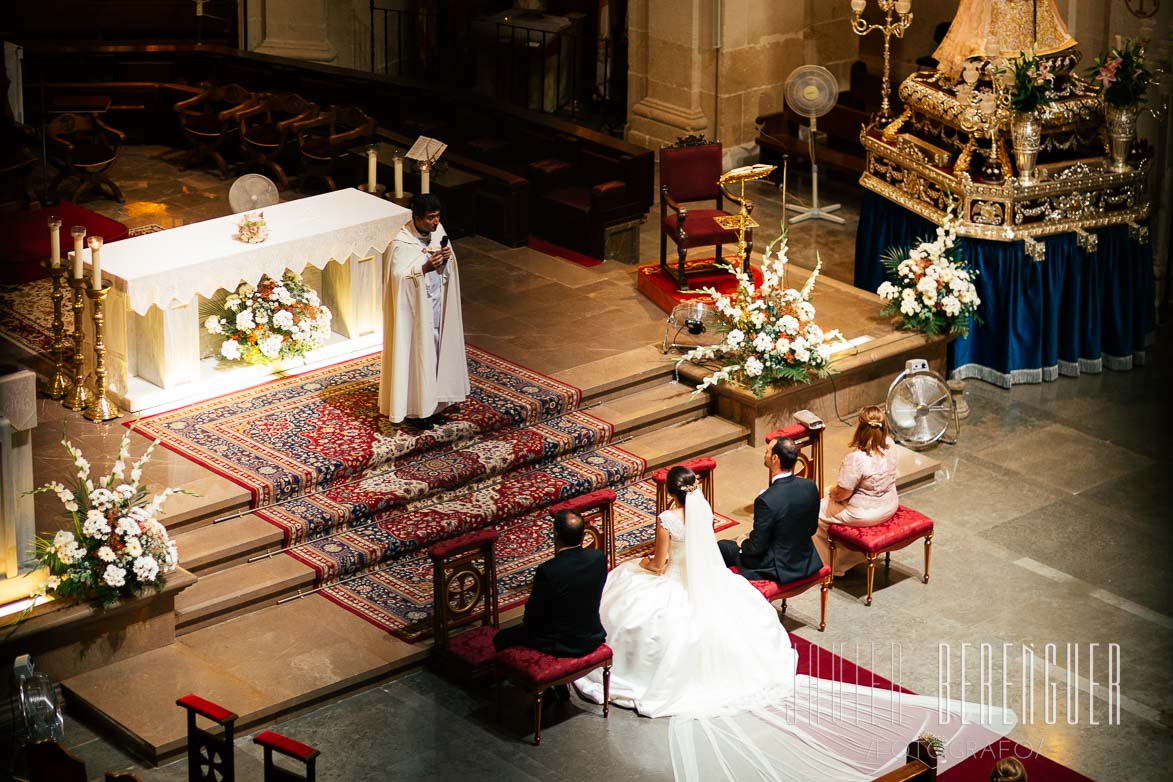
<box><xmin>320</xmin><ymin>480</ymin><xmax>736</xmax><ymax>642</ymax></box>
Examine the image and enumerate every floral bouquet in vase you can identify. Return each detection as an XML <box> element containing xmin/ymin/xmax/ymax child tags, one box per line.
<box><xmin>32</xmin><ymin>428</ymin><xmax>182</xmax><ymax>606</ymax></box>
<box><xmin>205</xmin><ymin>271</ymin><xmax>333</xmax><ymax>364</ymax></box>
<box><xmin>677</xmin><ymin>229</ymin><xmax>843</xmax><ymax>398</ymax></box>
<box><xmin>236</xmin><ymin>211</ymin><xmax>269</xmax><ymax>243</ymax></box>
<box><xmin>877</xmin><ymin>214</ymin><xmax>980</xmax><ymax>337</ymax></box>
<box><xmin>1005</xmin><ymin>51</ymin><xmax>1055</xmax><ymax>114</ymax></box>
<box><xmin>1088</xmin><ymin>37</ymin><xmax>1152</xmax><ymax>108</ymax></box>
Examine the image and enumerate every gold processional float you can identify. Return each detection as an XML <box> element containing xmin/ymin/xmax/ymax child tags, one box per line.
<box><xmin>849</xmin><ymin>0</ymin><xmax>1153</xmax><ymax>260</ymax></box>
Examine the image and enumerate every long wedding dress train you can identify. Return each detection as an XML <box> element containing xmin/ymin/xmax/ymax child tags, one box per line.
<box><xmin>577</xmin><ymin>491</ymin><xmax>1015</xmax><ymax>781</ymax></box>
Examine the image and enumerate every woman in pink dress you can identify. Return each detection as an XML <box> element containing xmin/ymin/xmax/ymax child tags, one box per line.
<box><xmin>813</xmin><ymin>405</ymin><xmax>899</xmax><ymax>576</ymax></box>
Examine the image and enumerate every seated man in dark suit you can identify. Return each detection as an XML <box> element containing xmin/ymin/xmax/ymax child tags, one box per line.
<box><xmin>494</xmin><ymin>509</ymin><xmax>607</xmax><ymax>661</ymax></box>
<box><xmin>718</xmin><ymin>437</ymin><xmax>823</xmax><ymax>584</ymax></box>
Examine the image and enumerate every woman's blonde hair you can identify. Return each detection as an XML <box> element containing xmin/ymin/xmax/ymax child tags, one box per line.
<box><xmin>989</xmin><ymin>757</ymin><xmax>1027</xmax><ymax>782</ymax></box>
<box><xmin>848</xmin><ymin>405</ymin><xmax>889</xmax><ymax>456</ymax></box>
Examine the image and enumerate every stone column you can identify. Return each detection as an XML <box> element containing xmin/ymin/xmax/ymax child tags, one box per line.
<box><xmin>0</xmin><ymin>368</ymin><xmax>39</xmax><ymax>606</ymax></box>
<box><xmin>249</xmin><ymin>0</ymin><xmax>338</xmax><ymax>63</ymax></box>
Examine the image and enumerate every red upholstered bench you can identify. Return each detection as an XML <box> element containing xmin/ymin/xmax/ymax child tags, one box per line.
<box><xmin>548</xmin><ymin>489</ymin><xmax>618</xmax><ymax>569</ymax></box>
<box><xmin>731</xmin><ymin>564</ymin><xmax>831</xmax><ymax>631</ymax></box>
<box><xmin>828</xmin><ymin>505</ymin><xmax>934</xmax><ymax>606</ymax></box>
<box><xmin>176</xmin><ymin>694</ymin><xmax>237</xmax><ymax>782</ymax></box>
<box><xmin>254</xmin><ymin>730</ymin><xmax>320</xmax><ymax>781</ymax></box>
<box><xmin>495</xmin><ymin>643</ymin><xmax>612</xmax><ymax>745</ymax></box>
<box><xmin>428</xmin><ymin>528</ymin><xmax>500</xmax><ymax>681</ymax></box>
<box><xmin>651</xmin><ymin>456</ymin><xmax>717</xmax><ymax>514</ymax></box>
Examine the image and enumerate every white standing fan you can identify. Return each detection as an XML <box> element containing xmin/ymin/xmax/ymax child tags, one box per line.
<box><xmin>886</xmin><ymin>359</ymin><xmax>959</xmax><ymax>448</ymax></box>
<box><xmin>783</xmin><ymin>65</ymin><xmax>844</xmax><ymax>225</ymax></box>
<box><xmin>228</xmin><ymin>174</ymin><xmax>280</xmax><ymax>213</ymax></box>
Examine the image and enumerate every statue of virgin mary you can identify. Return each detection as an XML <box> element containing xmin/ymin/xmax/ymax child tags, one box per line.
<box><xmin>933</xmin><ymin>0</ymin><xmax>1077</xmax><ymax>78</ymax></box>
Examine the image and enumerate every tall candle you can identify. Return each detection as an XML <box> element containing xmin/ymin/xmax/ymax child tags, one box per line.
<box><xmin>393</xmin><ymin>156</ymin><xmax>404</xmax><ymax>198</ymax></box>
<box><xmin>48</xmin><ymin>217</ymin><xmax>62</xmax><ymax>268</ymax></box>
<box><xmin>367</xmin><ymin>148</ymin><xmax>378</xmax><ymax>192</ymax></box>
<box><xmin>89</xmin><ymin>237</ymin><xmax>103</xmax><ymax>289</ymax></box>
<box><xmin>71</xmin><ymin>226</ymin><xmax>86</xmax><ymax>279</ymax></box>
<box><xmin>420</xmin><ymin>162</ymin><xmax>431</xmax><ymax>195</ymax></box>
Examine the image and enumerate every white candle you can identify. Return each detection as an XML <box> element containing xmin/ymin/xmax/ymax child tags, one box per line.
<box><xmin>367</xmin><ymin>148</ymin><xmax>378</xmax><ymax>192</ymax></box>
<box><xmin>420</xmin><ymin>163</ymin><xmax>431</xmax><ymax>195</ymax></box>
<box><xmin>71</xmin><ymin>226</ymin><xmax>86</xmax><ymax>279</ymax></box>
<box><xmin>394</xmin><ymin>156</ymin><xmax>404</xmax><ymax>198</ymax></box>
<box><xmin>89</xmin><ymin>237</ymin><xmax>103</xmax><ymax>289</ymax></box>
<box><xmin>49</xmin><ymin>218</ymin><xmax>62</xmax><ymax>268</ymax></box>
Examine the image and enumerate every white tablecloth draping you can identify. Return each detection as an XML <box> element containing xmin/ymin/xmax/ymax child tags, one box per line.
<box><xmin>86</xmin><ymin>189</ymin><xmax>408</xmax><ymax>315</ymax></box>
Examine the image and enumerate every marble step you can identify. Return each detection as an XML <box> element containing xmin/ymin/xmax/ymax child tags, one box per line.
<box><xmin>557</xmin><ymin>344</ymin><xmax>680</xmax><ymax>405</ymax></box>
<box><xmin>173</xmin><ymin>415</ymin><xmax>748</xmax><ymax>636</ymax></box>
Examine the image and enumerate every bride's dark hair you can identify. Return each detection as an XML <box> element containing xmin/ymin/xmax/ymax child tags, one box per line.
<box><xmin>666</xmin><ymin>465</ymin><xmax>698</xmax><ymax>508</ymax></box>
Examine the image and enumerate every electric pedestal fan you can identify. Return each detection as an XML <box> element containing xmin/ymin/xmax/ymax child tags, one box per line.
<box><xmin>783</xmin><ymin>65</ymin><xmax>844</xmax><ymax>225</ymax></box>
<box><xmin>228</xmin><ymin>173</ymin><xmax>280</xmax><ymax>214</ymax></box>
<box><xmin>662</xmin><ymin>301</ymin><xmax>723</xmax><ymax>354</ymax></box>
<box><xmin>886</xmin><ymin>359</ymin><xmax>960</xmax><ymax>448</ymax></box>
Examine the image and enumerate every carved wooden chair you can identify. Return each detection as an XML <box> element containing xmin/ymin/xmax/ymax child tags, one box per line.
<box><xmin>238</xmin><ymin>92</ymin><xmax>319</xmax><ymax>189</ymax></box>
<box><xmin>176</xmin><ymin>693</ymin><xmax>237</xmax><ymax>782</ymax></box>
<box><xmin>46</xmin><ymin>112</ymin><xmax>126</xmax><ymax>204</ymax></box>
<box><xmin>427</xmin><ymin>528</ymin><xmax>501</xmax><ymax>682</ymax></box>
<box><xmin>253</xmin><ymin>730</ymin><xmax>320</xmax><ymax>782</ymax></box>
<box><xmin>659</xmin><ymin>140</ymin><xmax>751</xmax><ymax>290</ymax></box>
<box><xmin>295</xmin><ymin>105</ymin><xmax>377</xmax><ymax>192</ymax></box>
<box><xmin>174</xmin><ymin>83</ymin><xmax>258</xmax><ymax>178</ymax></box>
<box><xmin>652</xmin><ymin>456</ymin><xmax>717</xmax><ymax>515</ymax></box>
<box><xmin>547</xmin><ymin>489</ymin><xmax>618</xmax><ymax>569</ymax></box>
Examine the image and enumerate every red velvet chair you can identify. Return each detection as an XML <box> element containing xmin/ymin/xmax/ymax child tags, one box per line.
<box><xmin>734</xmin><ymin>564</ymin><xmax>831</xmax><ymax>631</ymax></box>
<box><xmin>176</xmin><ymin>693</ymin><xmax>237</xmax><ymax>782</ymax></box>
<box><xmin>547</xmin><ymin>489</ymin><xmax>618</xmax><ymax>569</ymax></box>
<box><xmin>427</xmin><ymin>528</ymin><xmax>501</xmax><ymax>682</ymax></box>
<box><xmin>659</xmin><ymin>140</ymin><xmax>751</xmax><ymax>290</ymax></box>
<box><xmin>651</xmin><ymin>456</ymin><xmax>717</xmax><ymax>515</ymax></box>
<box><xmin>495</xmin><ymin>642</ymin><xmax>612</xmax><ymax>745</ymax></box>
<box><xmin>253</xmin><ymin>730</ymin><xmax>320</xmax><ymax>782</ymax></box>
<box><xmin>828</xmin><ymin>505</ymin><xmax>934</xmax><ymax>606</ymax></box>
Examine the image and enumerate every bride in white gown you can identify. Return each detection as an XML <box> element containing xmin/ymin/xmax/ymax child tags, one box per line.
<box><xmin>577</xmin><ymin>466</ymin><xmax>1015</xmax><ymax>782</ymax></box>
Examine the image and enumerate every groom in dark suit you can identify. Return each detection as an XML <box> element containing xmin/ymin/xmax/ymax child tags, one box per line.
<box><xmin>719</xmin><ymin>437</ymin><xmax>823</xmax><ymax>584</ymax></box>
<box><xmin>494</xmin><ymin>510</ymin><xmax>607</xmax><ymax>658</ymax></box>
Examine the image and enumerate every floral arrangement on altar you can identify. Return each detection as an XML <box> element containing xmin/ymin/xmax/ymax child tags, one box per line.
<box><xmin>1005</xmin><ymin>51</ymin><xmax>1055</xmax><ymax>113</ymax></box>
<box><xmin>677</xmin><ymin>230</ymin><xmax>844</xmax><ymax>398</ymax></box>
<box><xmin>32</xmin><ymin>428</ymin><xmax>181</xmax><ymax>606</ymax></box>
<box><xmin>1088</xmin><ymin>37</ymin><xmax>1151</xmax><ymax>107</ymax></box>
<box><xmin>204</xmin><ymin>271</ymin><xmax>333</xmax><ymax>364</ymax></box>
<box><xmin>236</xmin><ymin>211</ymin><xmax>269</xmax><ymax>244</ymax></box>
<box><xmin>877</xmin><ymin>214</ymin><xmax>980</xmax><ymax>337</ymax></box>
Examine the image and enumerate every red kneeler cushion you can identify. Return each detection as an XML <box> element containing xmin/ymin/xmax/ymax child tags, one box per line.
<box><xmin>427</xmin><ymin>528</ymin><xmax>499</xmax><ymax>560</ymax></box>
<box><xmin>548</xmin><ymin>489</ymin><xmax>616</xmax><ymax>516</ymax></box>
<box><xmin>176</xmin><ymin>693</ymin><xmax>235</xmax><ymax>723</ymax></box>
<box><xmin>731</xmin><ymin>564</ymin><xmax>830</xmax><ymax>602</ymax></box>
<box><xmin>253</xmin><ymin>730</ymin><xmax>318</xmax><ymax>760</ymax></box>
<box><xmin>651</xmin><ymin>457</ymin><xmax>717</xmax><ymax>485</ymax></box>
<box><xmin>496</xmin><ymin>643</ymin><xmax>613</xmax><ymax>686</ymax></box>
<box><xmin>828</xmin><ymin>507</ymin><xmax>934</xmax><ymax>554</ymax></box>
<box><xmin>446</xmin><ymin>625</ymin><xmax>500</xmax><ymax>667</ymax></box>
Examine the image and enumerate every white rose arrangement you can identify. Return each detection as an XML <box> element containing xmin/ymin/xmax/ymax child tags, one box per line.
<box><xmin>677</xmin><ymin>228</ymin><xmax>844</xmax><ymax>397</ymax></box>
<box><xmin>32</xmin><ymin>427</ymin><xmax>184</xmax><ymax>607</ymax></box>
<box><xmin>204</xmin><ymin>271</ymin><xmax>332</xmax><ymax>365</ymax></box>
<box><xmin>876</xmin><ymin>213</ymin><xmax>981</xmax><ymax>337</ymax></box>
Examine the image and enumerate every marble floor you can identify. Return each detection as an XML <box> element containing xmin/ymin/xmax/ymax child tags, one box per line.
<box><xmin>5</xmin><ymin>147</ymin><xmax>1172</xmax><ymax>781</ymax></box>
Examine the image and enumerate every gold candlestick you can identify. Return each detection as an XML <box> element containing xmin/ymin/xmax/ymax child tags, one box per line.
<box><xmin>850</xmin><ymin>0</ymin><xmax>914</xmax><ymax>124</ymax></box>
<box><xmin>43</xmin><ymin>263</ymin><xmax>72</xmax><ymax>399</ymax></box>
<box><xmin>84</xmin><ymin>283</ymin><xmax>120</xmax><ymax>422</ymax></box>
<box><xmin>63</xmin><ymin>276</ymin><xmax>92</xmax><ymax>412</ymax></box>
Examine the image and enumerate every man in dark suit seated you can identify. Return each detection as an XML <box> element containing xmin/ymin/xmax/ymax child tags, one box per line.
<box><xmin>494</xmin><ymin>509</ymin><xmax>607</xmax><ymax>660</ymax></box>
<box><xmin>718</xmin><ymin>437</ymin><xmax>823</xmax><ymax>584</ymax></box>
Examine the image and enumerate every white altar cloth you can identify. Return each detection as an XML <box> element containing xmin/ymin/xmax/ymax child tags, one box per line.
<box><xmin>74</xmin><ymin>189</ymin><xmax>411</xmax><ymax>413</ymax></box>
<box><xmin>87</xmin><ymin>188</ymin><xmax>405</xmax><ymax>315</ymax></box>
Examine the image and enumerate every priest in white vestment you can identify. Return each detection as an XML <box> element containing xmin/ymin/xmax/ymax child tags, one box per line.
<box><xmin>378</xmin><ymin>194</ymin><xmax>470</xmax><ymax>425</ymax></box>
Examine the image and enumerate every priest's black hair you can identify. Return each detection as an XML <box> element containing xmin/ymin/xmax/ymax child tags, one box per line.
<box><xmin>411</xmin><ymin>193</ymin><xmax>443</xmax><ymax>217</ymax></box>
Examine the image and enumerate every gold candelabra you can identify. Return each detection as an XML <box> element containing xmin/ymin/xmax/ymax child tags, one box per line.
<box><xmin>714</xmin><ymin>163</ymin><xmax>775</xmax><ymax>269</ymax></box>
<box><xmin>43</xmin><ymin>263</ymin><xmax>72</xmax><ymax>400</ymax></box>
<box><xmin>84</xmin><ymin>283</ymin><xmax>120</xmax><ymax>422</ymax></box>
<box><xmin>62</xmin><ymin>276</ymin><xmax>92</xmax><ymax>412</ymax></box>
<box><xmin>850</xmin><ymin>0</ymin><xmax>914</xmax><ymax>124</ymax></box>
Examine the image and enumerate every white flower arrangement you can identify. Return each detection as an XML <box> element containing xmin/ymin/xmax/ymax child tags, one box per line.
<box><xmin>677</xmin><ymin>228</ymin><xmax>844</xmax><ymax>397</ymax></box>
<box><xmin>236</xmin><ymin>211</ymin><xmax>269</xmax><ymax>243</ymax></box>
<box><xmin>205</xmin><ymin>271</ymin><xmax>332</xmax><ymax>365</ymax></box>
<box><xmin>32</xmin><ymin>427</ymin><xmax>183</xmax><ymax>606</ymax></box>
<box><xmin>877</xmin><ymin>213</ymin><xmax>981</xmax><ymax>337</ymax></box>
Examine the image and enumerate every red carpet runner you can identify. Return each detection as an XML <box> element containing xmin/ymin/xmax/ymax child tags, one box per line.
<box><xmin>636</xmin><ymin>257</ymin><xmax>764</xmax><ymax>314</ymax></box>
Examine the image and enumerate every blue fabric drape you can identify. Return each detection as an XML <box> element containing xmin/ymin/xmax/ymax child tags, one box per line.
<box><xmin>854</xmin><ymin>192</ymin><xmax>1155</xmax><ymax>386</ymax></box>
